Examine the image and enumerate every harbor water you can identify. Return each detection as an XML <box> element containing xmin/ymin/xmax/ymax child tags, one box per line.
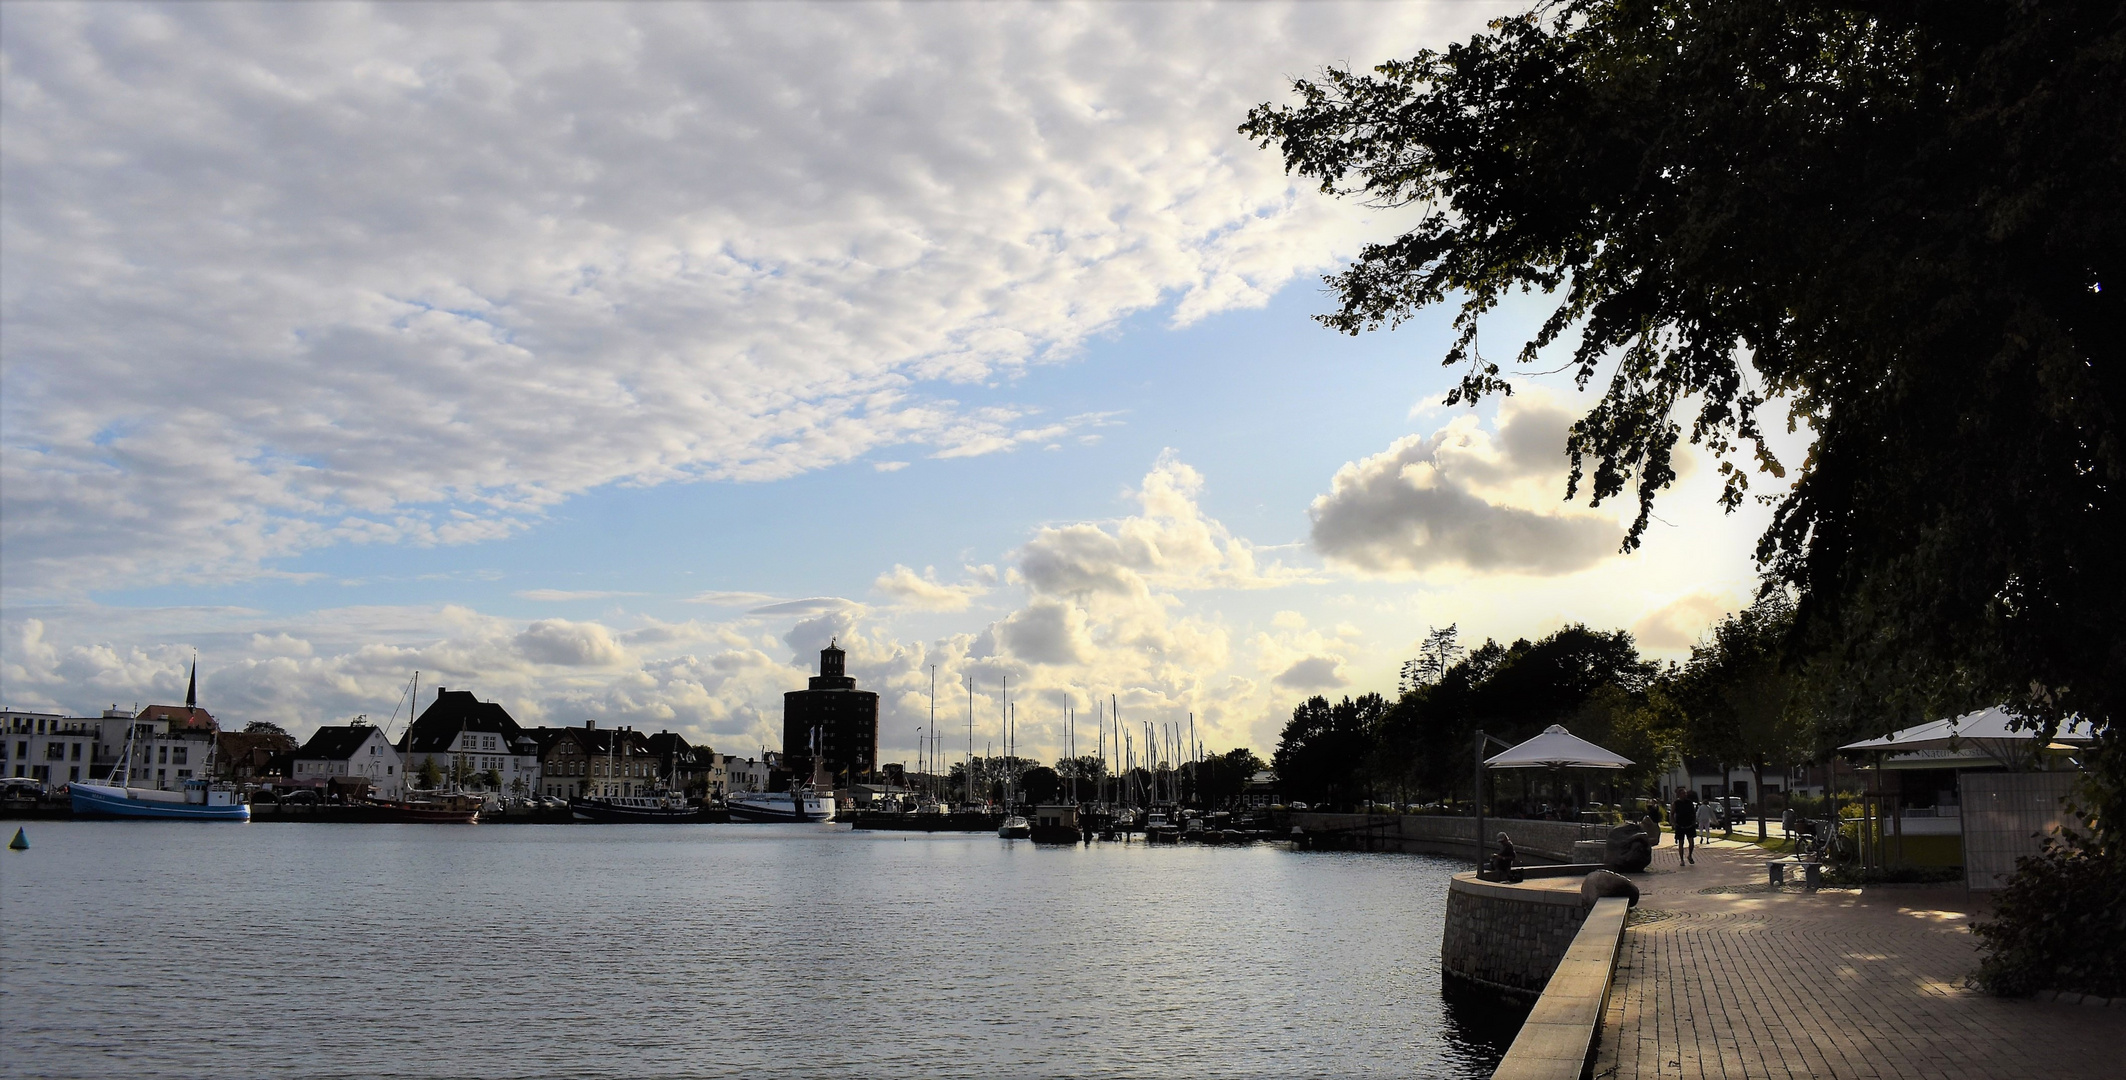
<box><xmin>1</xmin><ymin>822</ymin><xmax>1520</xmax><ymax>1078</ymax></box>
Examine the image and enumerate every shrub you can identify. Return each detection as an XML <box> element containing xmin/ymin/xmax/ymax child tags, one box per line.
<box><xmin>1971</xmin><ymin>826</ymin><xmax>2126</xmax><ymax>998</ymax></box>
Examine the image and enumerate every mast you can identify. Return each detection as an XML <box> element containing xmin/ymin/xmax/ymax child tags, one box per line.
<box><xmin>966</xmin><ymin>675</ymin><xmax>975</xmax><ymax>807</ymax></box>
<box><xmin>928</xmin><ymin>664</ymin><xmax>937</xmax><ymax>800</ymax></box>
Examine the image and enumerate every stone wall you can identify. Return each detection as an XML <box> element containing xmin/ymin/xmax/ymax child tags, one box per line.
<box><xmin>1440</xmin><ymin>874</ymin><xmax>1591</xmax><ymax>1001</ymax></box>
<box><xmin>1283</xmin><ymin>812</ymin><xmax>1595</xmax><ymax>863</ymax></box>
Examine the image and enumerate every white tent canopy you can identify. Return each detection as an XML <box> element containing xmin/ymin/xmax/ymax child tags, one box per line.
<box><xmin>1841</xmin><ymin>706</ymin><xmax>2095</xmax><ymax>768</ymax></box>
<box><xmin>1484</xmin><ymin>724</ymin><xmax>1634</xmax><ymax>770</ymax></box>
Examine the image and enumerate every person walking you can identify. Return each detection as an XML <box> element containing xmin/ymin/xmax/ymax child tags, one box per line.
<box><xmin>1672</xmin><ymin>789</ymin><xmax>1699</xmax><ymax>865</ymax></box>
<box><xmin>1696</xmin><ymin>795</ymin><xmax>1719</xmax><ymax>857</ymax></box>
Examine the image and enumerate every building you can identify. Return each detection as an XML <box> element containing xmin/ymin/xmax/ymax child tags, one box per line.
<box><xmin>781</xmin><ymin>641</ymin><xmax>878</xmax><ymax>788</ymax></box>
<box><xmin>216</xmin><ymin>726</ymin><xmax>299</xmax><ymax>784</ymax></box>
<box><xmin>291</xmin><ymin>722</ymin><xmax>402</xmax><ymax>800</ymax></box>
<box><xmin>532</xmin><ymin>721</ymin><xmax>658</xmax><ymax>800</ymax></box>
<box><xmin>646</xmin><ymin>731</ymin><xmax>723</xmax><ymax>799</ymax></box>
<box><xmin>724</xmin><ymin>755</ymin><xmax>770</xmax><ymax>793</ymax></box>
<box><xmin>1</xmin><ymin>710</ymin><xmax>96</xmax><ymax>786</ymax></box>
<box><xmin>398</xmin><ymin>688</ymin><xmax>542</xmax><ymax>795</ymax></box>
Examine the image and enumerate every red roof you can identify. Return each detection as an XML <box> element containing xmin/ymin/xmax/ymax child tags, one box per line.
<box><xmin>137</xmin><ymin>704</ymin><xmax>217</xmax><ymax>731</ymax></box>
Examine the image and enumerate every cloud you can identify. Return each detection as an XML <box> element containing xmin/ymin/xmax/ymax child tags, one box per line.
<box><xmin>513</xmin><ymin>619</ymin><xmax>628</xmax><ymax>668</ymax></box>
<box><xmin>1018</xmin><ymin>451</ymin><xmax>1308</xmax><ymax>598</ymax></box>
<box><xmin>0</xmin><ymin>2</ymin><xmax>1502</xmax><ymax>595</ymax></box>
<box><xmin>747</xmin><ymin>597</ymin><xmax>864</xmax><ymax>618</ymax></box>
<box><xmin>684</xmin><ymin>591</ymin><xmax>779</xmax><ymax>608</ymax></box>
<box><xmin>1631</xmin><ymin>591</ymin><xmax>1737</xmax><ymax>651</ymax></box>
<box><xmin>514</xmin><ymin>590</ymin><xmax>642</xmax><ymax>602</ymax></box>
<box><xmin>872</xmin><ymin>565</ymin><xmax>990</xmax><ymax>612</ymax></box>
<box><xmin>1309</xmin><ymin>395</ymin><xmax>1622</xmax><ymax>576</ymax></box>
<box><xmin>1273</xmin><ymin>655</ymin><xmax>1348</xmax><ymax>690</ymax></box>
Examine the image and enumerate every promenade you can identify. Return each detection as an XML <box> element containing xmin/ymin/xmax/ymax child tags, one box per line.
<box><xmin>1594</xmin><ymin>835</ymin><xmax>2123</xmax><ymax>1080</ymax></box>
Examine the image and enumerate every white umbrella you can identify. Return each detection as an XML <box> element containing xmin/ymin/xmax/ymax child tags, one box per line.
<box><xmin>1842</xmin><ymin>707</ymin><xmax>2094</xmax><ymax>768</ymax></box>
<box><xmin>1484</xmin><ymin>724</ymin><xmax>1634</xmax><ymax>770</ymax></box>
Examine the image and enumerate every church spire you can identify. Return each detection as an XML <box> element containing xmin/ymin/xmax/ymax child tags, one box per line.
<box><xmin>185</xmin><ymin>656</ymin><xmax>198</xmax><ymax>710</ymax></box>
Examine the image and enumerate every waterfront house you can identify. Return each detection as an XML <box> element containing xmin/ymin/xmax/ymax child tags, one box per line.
<box><xmin>724</xmin><ymin>755</ymin><xmax>771</xmax><ymax>793</ymax></box>
<box><xmin>533</xmin><ymin>721</ymin><xmax>659</xmax><ymax>799</ymax></box>
<box><xmin>398</xmin><ymin>688</ymin><xmax>542</xmax><ymax>795</ymax></box>
<box><xmin>292</xmin><ymin>722</ymin><xmax>403</xmax><ymax>801</ymax></box>
<box><xmin>646</xmin><ymin>731</ymin><xmax>723</xmax><ymax>799</ymax></box>
<box><xmin>1</xmin><ymin>710</ymin><xmax>97</xmax><ymax>786</ymax></box>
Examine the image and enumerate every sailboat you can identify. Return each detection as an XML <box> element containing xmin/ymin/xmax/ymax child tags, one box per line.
<box><xmin>570</xmin><ymin>729</ymin><xmax>706</xmax><ymax>822</ymax></box>
<box><xmin>996</xmin><ymin>693</ymin><xmax>1030</xmax><ymax>839</ymax></box>
<box><xmin>70</xmin><ymin>660</ymin><xmax>249</xmax><ymax>821</ymax></box>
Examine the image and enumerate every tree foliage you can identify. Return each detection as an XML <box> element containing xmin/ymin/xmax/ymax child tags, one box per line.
<box><xmin>1242</xmin><ymin>0</ymin><xmax>2124</xmax><ymax>830</ymax></box>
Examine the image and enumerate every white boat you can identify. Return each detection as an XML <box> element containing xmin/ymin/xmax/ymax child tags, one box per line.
<box><xmin>997</xmin><ymin>814</ymin><xmax>1031</xmax><ymax>839</ymax></box>
<box><xmin>70</xmin><ymin>720</ymin><xmax>249</xmax><ymax>822</ymax></box>
<box><xmin>726</xmin><ymin>787</ymin><xmax>836</xmax><ymax>823</ymax></box>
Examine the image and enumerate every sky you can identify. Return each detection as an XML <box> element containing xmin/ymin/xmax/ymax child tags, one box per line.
<box><xmin>0</xmin><ymin>1</ymin><xmax>1800</xmax><ymax>765</ymax></box>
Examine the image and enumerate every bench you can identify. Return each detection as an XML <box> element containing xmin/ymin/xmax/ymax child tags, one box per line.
<box><xmin>1767</xmin><ymin>858</ymin><xmax>1821</xmax><ymax>890</ymax></box>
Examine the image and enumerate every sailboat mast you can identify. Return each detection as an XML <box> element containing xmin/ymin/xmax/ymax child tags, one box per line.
<box><xmin>966</xmin><ymin>675</ymin><xmax>975</xmax><ymax>807</ymax></box>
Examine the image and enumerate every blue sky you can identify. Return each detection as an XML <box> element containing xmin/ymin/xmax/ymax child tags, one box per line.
<box><xmin>0</xmin><ymin>2</ymin><xmax>1789</xmax><ymax>761</ymax></box>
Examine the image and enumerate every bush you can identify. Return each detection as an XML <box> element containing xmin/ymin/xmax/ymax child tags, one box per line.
<box><xmin>1972</xmin><ymin>829</ymin><xmax>2126</xmax><ymax>999</ymax></box>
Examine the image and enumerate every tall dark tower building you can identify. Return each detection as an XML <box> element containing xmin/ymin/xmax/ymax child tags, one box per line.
<box><xmin>782</xmin><ymin>640</ymin><xmax>878</xmax><ymax>787</ymax></box>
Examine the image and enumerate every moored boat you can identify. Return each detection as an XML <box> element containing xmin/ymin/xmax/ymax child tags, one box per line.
<box><xmin>70</xmin><ymin>778</ymin><xmax>251</xmax><ymax>821</ymax></box>
<box><xmin>726</xmin><ymin>786</ymin><xmax>835</xmax><ymax>823</ymax></box>
<box><xmin>1028</xmin><ymin>803</ymin><xmax>1079</xmax><ymax>844</ymax></box>
<box><xmin>997</xmin><ymin>814</ymin><xmax>1032</xmax><ymax>839</ymax></box>
<box><xmin>570</xmin><ymin>792</ymin><xmax>707</xmax><ymax>823</ymax></box>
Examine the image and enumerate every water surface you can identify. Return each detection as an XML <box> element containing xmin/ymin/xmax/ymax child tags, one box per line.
<box><xmin>1</xmin><ymin>822</ymin><xmax>1517</xmax><ymax>1078</ymax></box>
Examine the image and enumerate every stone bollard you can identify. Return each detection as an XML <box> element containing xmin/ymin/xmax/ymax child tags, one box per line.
<box><xmin>1582</xmin><ymin>868</ymin><xmax>1640</xmax><ymax>907</ymax></box>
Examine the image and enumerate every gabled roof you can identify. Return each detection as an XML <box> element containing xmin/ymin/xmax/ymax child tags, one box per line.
<box><xmin>296</xmin><ymin>724</ymin><xmax>382</xmax><ymax>762</ymax></box>
<box><xmin>399</xmin><ymin>690</ymin><xmax>525</xmax><ymax>754</ymax></box>
<box><xmin>138</xmin><ymin>704</ymin><xmax>217</xmax><ymax>731</ymax></box>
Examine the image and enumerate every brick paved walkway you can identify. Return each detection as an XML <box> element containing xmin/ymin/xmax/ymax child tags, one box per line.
<box><xmin>1594</xmin><ymin>835</ymin><xmax>2123</xmax><ymax>1080</ymax></box>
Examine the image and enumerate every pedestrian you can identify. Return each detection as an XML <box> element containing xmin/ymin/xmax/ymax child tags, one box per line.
<box><xmin>1696</xmin><ymin>796</ymin><xmax>1718</xmax><ymax>852</ymax></box>
<box><xmin>1671</xmin><ymin>789</ymin><xmax>1698</xmax><ymax>865</ymax></box>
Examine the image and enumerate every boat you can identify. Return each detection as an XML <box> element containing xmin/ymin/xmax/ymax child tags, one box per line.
<box><xmin>997</xmin><ymin>814</ymin><xmax>1032</xmax><ymax>839</ymax></box>
<box><xmin>1028</xmin><ymin>803</ymin><xmax>1080</xmax><ymax>844</ymax></box>
<box><xmin>570</xmin><ymin>791</ymin><xmax>706</xmax><ymax>823</ymax></box>
<box><xmin>355</xmin><ymin>792</ymin><xmax>481</xmax><ymax>823</ymax></box>
<box><xmin>726</xmin><ymin>786</ymin><xmax>836</xmax><ymax>823</ymax></box>
<box><xmin>69</xmin><ymin>722</ymin><xmax>249</xmax><ymax>822</ymax></box>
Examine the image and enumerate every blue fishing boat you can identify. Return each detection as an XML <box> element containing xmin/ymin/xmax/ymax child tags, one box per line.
<box><xmin>69</xmin><ymin>713</ymin><xmax>249</xmax><ymax>822</ymax></box>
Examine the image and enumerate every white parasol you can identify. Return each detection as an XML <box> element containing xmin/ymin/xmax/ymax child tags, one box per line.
<box><xmin>1483</xmin><ymin>724</ymin><xmax>1634</xmax><ymax>770</ymax></box>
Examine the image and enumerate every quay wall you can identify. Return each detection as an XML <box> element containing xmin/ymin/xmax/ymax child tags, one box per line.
<box><xmin>1440</xmin><ymin>874</ymin><xmax>1592</xmax><ymax>1002</ymax></box>
<box><xmin>1284</xmin><ymin>813</ymin><xmax>1593</xmax><ymax>863</ymax></box>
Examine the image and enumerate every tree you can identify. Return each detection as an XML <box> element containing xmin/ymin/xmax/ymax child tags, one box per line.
<box><xmin>1678</xmin><ymin>594</ymin><xmax>1811</xmax><ymax>829</ymax></box>
<box><xmin>415</xmin><ymin>756</ymin><xmax>443</xmax><ymax>790</ymax></box>
<box><xmin>1274</xmin><ymin>694</ymin><xmax>1389</xmax><ymax>808</ymax></box>
<box><xmin>1400</xmin><ymin>624</ymin><xmax>1466</xmax><ymax>694</ymax></box>
<box><xmin>1243</xmin><ymin>1</ymin><xmax>2124</xmax><ymax>830</ymax></box>
<box><xmin>243</xmin><ymin>720</ymin><xmax>290</xmax><ymax>737</ymax></box>
<box><xmin>479</xmin><ymin>767</ymin><xmax>503</xmax><ymax>792</ymax></box>
<box><xmin>1194</xmin><ymin>748</ymin><xmax>1270</xmax><ymax>809</ymax></box>
<box><xmin>1019</xmin><ymin>766</ymin><xmax>1061</xmax><ymax>806</ymax></box>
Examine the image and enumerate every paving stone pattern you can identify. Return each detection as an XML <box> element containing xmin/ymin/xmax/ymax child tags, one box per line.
<box><xmin>1595</xmin><ymin>837</ymin><xmax>2124</xmax><ymax>1080</ymax></box>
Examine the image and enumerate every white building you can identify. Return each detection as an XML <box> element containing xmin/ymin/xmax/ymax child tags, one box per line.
<box><xmin>292</xmin><ymin>723</ymin><xmax>403</xmax><ymax>800</ymax></box>
<box><xmin>724</xmin><ymin>756</ymin><xmax>770</xmax><ymax>793</ymax></box>
<box><xmin>1</xmin><ymin>710</ymin><xmax>97</xmax><ymax>786</ymax></box>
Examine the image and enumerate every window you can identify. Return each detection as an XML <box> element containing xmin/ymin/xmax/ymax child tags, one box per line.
<box><xmin>159</xmin><ymin>746</ymin><xmax>169</xmax><ymax>764</ymax></box>
<box><xmin>172</xmin><ymin>747</ymin><xmax>188</xmax><ymax>766</ymax></box>
<box><xmin>69</xmin><ymin>766</ymin><xmax>80</xmax><ymax>781</ymax></box>
<box><xmin>46</xmin><ymin>742</ymin><xmax>65</xmax><ymax>760</ymax></box>
<box><xmin>71</xmin><ymin>743</ymin><xmax>82</xmax><ymax>761</ymax></box>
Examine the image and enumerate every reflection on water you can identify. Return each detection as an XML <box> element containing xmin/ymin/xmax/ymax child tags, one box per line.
<box><xmin>2</xmin><ymin>822</ymin><xmax>1518</xmax><ymax>1079</ymax></box>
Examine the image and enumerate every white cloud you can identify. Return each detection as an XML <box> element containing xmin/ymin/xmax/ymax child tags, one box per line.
<box><xmin>513</xmin><ymin>618</ymin><xmax>628</xmax><ymax>668</ymax></box>
<box><xmin>1630</xmin><ymin>591</ymin><xmax>1737</xmax><ymax>651</ymax></box>
<box><xmin>514</xmin><ymin>589</ymin><xmax>642</xmax><ymax>602</ymax></box>
<box><xmin>0</xmin><ymin>1</ymin><xmax>1507</xmax><ymax>595</ymax></box>
<box><xmin>872</xmin><ymin>565</ymin><xmax>990</xmax><ymax>612</ymax></box>
<box><xmin>1309</xmin><ymin>395</ymin><xmax>1623</xmax><ymax>576</ymax></box>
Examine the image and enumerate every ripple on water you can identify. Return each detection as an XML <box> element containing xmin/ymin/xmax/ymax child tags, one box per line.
<box><xmin>2</xmin><ymin>822</ymin><xmax>1519</xmax><ymax>1079</ymax></box>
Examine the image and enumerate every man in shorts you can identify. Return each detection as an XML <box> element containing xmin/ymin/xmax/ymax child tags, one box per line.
<box><xmin>1671</xmin><ymin>789</ymin><xmax>1699</xmax><ymax>865</ymax></box>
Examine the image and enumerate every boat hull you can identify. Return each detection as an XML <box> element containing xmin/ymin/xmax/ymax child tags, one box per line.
<box><xmin>569</xmin><ymin>798</ymin><xmax>708</xmax><ymax>824</ymax></box>
<box><xmin>70</xmin><ymin>784</ymin><xmax>250</xmax><ymax>822</ymax></box>
<box><xmin>725</xmin><ymin>794</ymin><xmax>835</xmax><ymax>823</ymax></box>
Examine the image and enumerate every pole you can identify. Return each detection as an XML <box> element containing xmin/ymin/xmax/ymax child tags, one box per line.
<box><xmin>1474</xmin><ymin>729</ymin><xmax>1486</xmax><ymax>872</ymax></box>
<box><xmin>966</xmin><ymin>675</ymin><xmax>975</xmax><ymax>807</ymax></box>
